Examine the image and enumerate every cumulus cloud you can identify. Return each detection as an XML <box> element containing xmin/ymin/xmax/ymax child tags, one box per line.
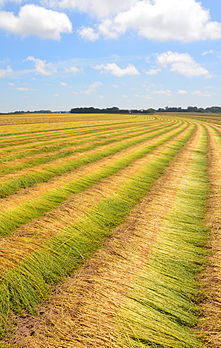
<box><xmin>78</xmin><ymin>27</ymin><xmax>99</xmax><ymax>41</ymax></box>
<box><xmin>0</xmin><ymin>65</ymin><xmax>12</xmax><ymax>78</ymax></box>
<box><xmin>43</xmin><ymin>0</ymin><xmax>137</xmax><ymax>18</ymax></box>
<box><xmin>157</xmin><ymin>51</ymin><xmax>211</xmax><ymax>78</ymax></box>
<box><xmin>145</xmin><ymin>68</ymin><xmax>161</xmax><ymax>75</ymax></box>
<box><xmin>85</xmin><ymin>0</ymin><xmax>221</xmax><ymax>42</ymax></box>
<box><xmin>95</xmin><ymin>63</ymin><xmax>139</xmax><ymax>77</ymax></box>
<box><xmin>0</xmin><ymin>4</ymin><xmax>72</xmax><ymax>39</ymax></box>
<box><xmin>26</xmin><ymin>56</ymin><xmax>56</xmax><ymax>76</ymax></box>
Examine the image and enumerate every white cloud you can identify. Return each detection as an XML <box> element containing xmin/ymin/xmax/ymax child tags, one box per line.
<box><xmin>0</xmin><ymin>5</ymin><xmax>72</xmax><ymax>39</ymax></box>
<box><xmin>157</xmin><ymin>51</ymin><xmax>211</xmax><ymax>78</ymax></box>
<box><xmin>78</xmin><ymin>27</ymin><xmax>99</xmax><ymax>41</ymax></box>
<box><xmin>65</xmin><ymin>66</ymin><xmax>79</xmax><ymax>73</ymax></box>
<box><xmin>177</xmin><ymin>89</ymin><xmax>188</xmax><ymax>95</ymax></box>
<box><xmin>84</xmin><ymin>81</ymin><xmax>102</xmax><ymax>94</ymax></box>
<box><xmin>95</xmin><ymin>0</ymin><xmax>221</xmax><ymax>42</ymax></box>
<box><xmin>153</xmin><ymin>89</ymin><xmax>172</xmax><ymax>96</ymax></box>
<box><xmin>145</xmin><ymin>68</ymin><xmax>161</xmax><ymax>75</ymax></box>
<box><xmin>0</xmin><ymin>65</ymin><xmax>12</xmax><ymax>78</ymax></box>
<box><xmin>95</xmin><ymin>63</ymin><xmax>139</xmax><ymax>77</ymax></box>
<box><xmin>202</xmin><ymin>50</ymin><xmax>214</xmax><ymax>56</ymax></box>
<box><xmin>26</xmin><ymin>56</ymin><xmax>56</xmax><ymax>76</ymax></box>
<box><xmin>16</xmin><ymin>87</ymin><xmax>30</xmax><ymax>91</ymax></box>
<box><xmin>61</xmin><ymin>82</ymin><xmax>67</xmax><ymax>86</ymax></box>
<box><xmin>192</xmin><ymin>90</ymin><xmax>212</xmax><ymax>97</ymax></box>
<box><xmin>43</xmin><ymin>0</ymin><xmax>137</xmax><ymax>18</ymax></box>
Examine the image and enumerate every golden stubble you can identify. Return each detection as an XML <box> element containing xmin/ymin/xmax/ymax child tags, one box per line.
<box><xmin>11</xmin><ymin>125</ymin><xmax>201</xmax><ymax>348</ymax></box>
<box><xmin>0</xmin><ymin>124</ymin><xmax>189</xmax><ymax>273</ymax></box>
<box><xmin>198</xmin><ymin>125</ymin><xmax>221</xmax><ymax>347</ymax></box>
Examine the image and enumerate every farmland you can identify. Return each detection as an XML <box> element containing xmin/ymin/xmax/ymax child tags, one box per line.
<box><xmin>0</xmin><ymin>113</ymin><xmax>220</xmax><ymax>347</ymax></box>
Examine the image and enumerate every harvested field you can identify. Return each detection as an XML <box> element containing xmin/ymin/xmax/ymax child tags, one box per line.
<box><xmin>0</xmin><ymin>113</ymin><xmax>220</xmax><ymax>347</ymax></box>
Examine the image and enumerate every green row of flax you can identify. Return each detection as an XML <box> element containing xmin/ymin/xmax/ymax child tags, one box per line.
<box><xmin>0</xmin><ymin>124</ymin><xmax>194</xmax><ymax>337</ymax></box>
<box><xmin>0</xmin><ymin>119</ymin><xmax>171</xmax><ymax>162</ymax></box>
<box><xmin>115</xmin><ymin>126</ymin><xmax>209</xmax><ymax>348</ymax></box>
<box><xmin>0</xmin><ymin>119</ymin><xmax>155</xmax><ymax>149</ymax></box>
<box><xmin>0</xmin><ymin>122</ymin><xmax>172</xmax><ymax>176</ymax></box>
<box><xmin>0</xmin><ymin>122</ymin><xmax>182</xmax><ymax>199</ymax></box>
<box><xmin>0</xmin><ymin>118</ymin><xmax>145</xmax><ymax>138</ymax></box>
<box><xmin>0</xmin><ymin>123</ymin><xmax>188</xmax><ymax>237</ymax></box>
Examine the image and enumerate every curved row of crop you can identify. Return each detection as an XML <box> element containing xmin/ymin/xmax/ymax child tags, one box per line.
<box><xmin>0</xmin><ymin>119</ymin><xmax>171</xmax><ymax>158</ymax></box>
<box><xmin>0</xmin><ymin>122</ymin><xmax>195</xmax><ymax>337</ymax></box>
<box><xmin>0</xmin><ymin>119</ymin><xmax>158</xmax><ymax>148</ymax></box>
<box><xmin>115</xmin><ymin>126</ymin><xmax>209</xmax><ymax>348</ymax></box>
<box><xmin>0</xmin><ymin>121</ymin><xmax>162</xmax><ymax>161</ymax></box>
<box><xmin>0</xmin><ymin>122</ymin><xmax>175</xmax><ymax>176</ymax></box>
<box><xmin>0</xmin><ymin>121</ymin><xmax>184</xmax><ymax>199</ymax></box>
<box><xmin>0</xmin><ymin>122</ymin><xmax>191</xmax><ymax>239</ymax></box>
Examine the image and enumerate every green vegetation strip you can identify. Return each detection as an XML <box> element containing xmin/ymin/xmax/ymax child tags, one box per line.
<box><xmin>0</xmin><ymin>120</ymin><xmax>167</xmax><ymax>159</ymax></box>
<box><xmin>0</xmin><ymin>123</ymin><xmax>190</xmax><ymax>237</ymax></box>
<box><xmin>115</xmin><ymin>127</ymin><xmax>209</xmax><ymax>348</ymax></box>
<box><xmin>0</xmin><ymin>125</ymin><xmax>194</xmax><ymax>337</ymax></box>
<box><xmin>0</xmin><ymin>123</ymin><xmax>172</xmax><ymax>175</ymax></box>
<box><xmin>0</xmin><ymin>119</ymin><xmax>145</xmax><ymax>138</ymax></box>
<box><xmin>0</xmin><ymin>120</ymin><xmax>154</xmax><ymax>148</ymax></box>
<box><xmin>0</xmin><ymin>122</ymin><xmax>184</xmax><ymax>199</ymax></box>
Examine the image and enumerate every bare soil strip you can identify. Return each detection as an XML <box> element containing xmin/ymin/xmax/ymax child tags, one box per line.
<box><xmin>0</xmin><ymin>124</ymin><xmax>190</xmax><ymax>273</ymax></box>
<box><xmin>0</xmin><ymin>123</ymin><xmax>183</xmax><ymax>211</ymax></box>
<box><xmin>198</xmin><ymin>126</ymin><xmax>221</xmax><ymax>347</ymax></box>
<box><xmin>11</xmin><ymin>125</ymin><xmax>201</xmax><ymax>348</ymax></box>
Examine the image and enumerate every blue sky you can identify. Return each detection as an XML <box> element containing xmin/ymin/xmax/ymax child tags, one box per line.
<box><xmin>0</xmin><ymin>0</ymin><xmax>221</xmax><ymax>112</ymax></box>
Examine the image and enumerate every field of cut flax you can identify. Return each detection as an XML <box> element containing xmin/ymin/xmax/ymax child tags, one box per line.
<box><xmin>0</xmin><ymin>112</ymin><xmax>220</xmax><ymax>348</ymax></box>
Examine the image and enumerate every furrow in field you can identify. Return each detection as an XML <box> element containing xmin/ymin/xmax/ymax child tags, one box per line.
<box><xmin>0</xmin><ymin>123</ymin><xmax>190</xmax><ymax>244</ymax></box>
<box><xmin>0</xmin><ymin>119</ymin><xmax>158</xmax><ymax>149</ymax></box>
<box><xmin>0</xmin><ymin>123</ymin><xmax>180</xmax><ymax>212</ymax></box>
<box><xmin>0</xmin><ymin>121</ymin><xmax>168</xmax><ymax>174</ymax></box>
<box><xmin>0</xmin><ymin>123</ymin><xmax>194</xmax><ymax>273</ymax></box>
<box><xmin>0</xmin><ymin>121</ymin><xmax>162</xmax><ymax>162</ymax></box>
<box><xmin>0</xmin><ymin>121</ymin><xmax>152</xmax><ymax>157</ymax></box>
<box><xmin>0</xmin><ymin>122</ymin><xmax>171</xmax><ymax>177</ymax></box>
<box><xmin>0</xmin><ymin>122</ymin><xmax>183</xmax><ymax>199</ymax></box>
<box><xmin>6</xmin><ymin>123</ymin><xmax>200</xmax><ymax>347</ymax></box>
<box><xmin>0</xmin><ymin>123</ymin><xmax>194</xmax><ymax>339</ymax></box>
<box><xmin>114</xmin><ymin>126</ymin><xmax>209</xmax><ymax>348</ymax></box>
<box><xmin>198</xmin><ymin>126</ymin><xmax>221</xmax><ymax>347</ymax></box>
<box><xmin>0</xmin><ymin>118</ymin><xmax>138</xmax><ymax>139</ymax></box>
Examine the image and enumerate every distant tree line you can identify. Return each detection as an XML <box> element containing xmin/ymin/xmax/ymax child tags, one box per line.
<box><xmin>70</xmin><ymin>106</ymin><xmax>221</xmax><ymax>114</ymax></box>
<box><xmin>1</xmin><ymin>106</ymin><xmax>221</xmax><ymax>115</ymax></box>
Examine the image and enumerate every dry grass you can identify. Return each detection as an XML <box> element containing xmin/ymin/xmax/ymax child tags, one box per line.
<box><xmin>0</xmin><ymin>123</ymin><xmax>189</xmax><ymax>273</ymax></box>
<box><xmin>0</xmin><ymin>122</ymin><xmax>181</xmax><ymax>211</ymax></box>
<box><xmin>11</xmin><ymin>125</ymin><xmax>200</xmax><ymax>348</ymax></box>
<box><xmin>198</xmin><ymin>126</ymin><xmax>221</xmax><ymax>347</ymax></box>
